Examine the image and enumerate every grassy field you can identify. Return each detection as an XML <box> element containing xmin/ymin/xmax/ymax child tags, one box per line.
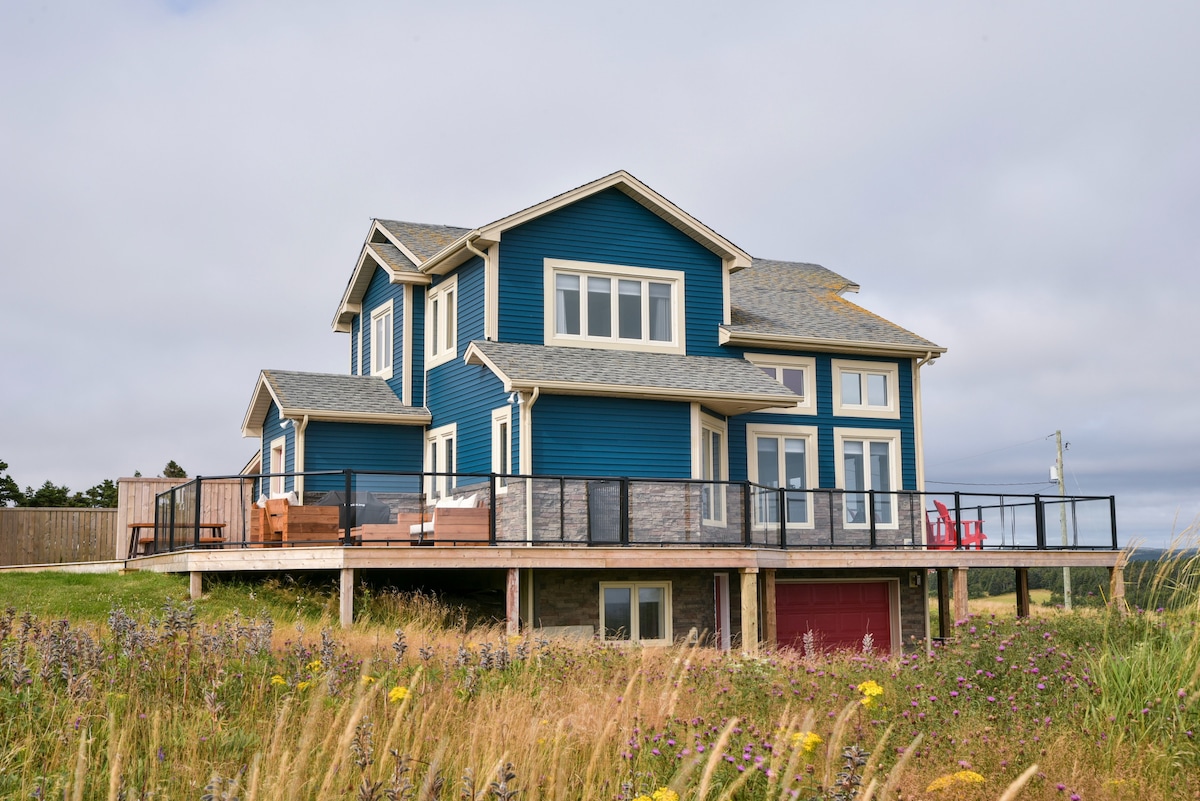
<box><xmin>0</xmin><ymin>567</ymin><xmax>1197</xmax><ymax>800</ymax></box>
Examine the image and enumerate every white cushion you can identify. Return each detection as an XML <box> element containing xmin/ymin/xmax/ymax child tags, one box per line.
<box><xmin>409</xmin><ymin>521</ymin><xmax>435</xmax><ymax>536</ymax></box>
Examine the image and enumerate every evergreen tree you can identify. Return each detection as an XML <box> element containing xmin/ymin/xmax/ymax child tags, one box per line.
<box><xmin>0</xmin><ymin>459</ymin><xmax>20</xmax><ymax>507</ymax></box>
<box><xmin>162</xmin><ymin>461</ymin><xmax>188</xmax><ymax>479</ymax></box>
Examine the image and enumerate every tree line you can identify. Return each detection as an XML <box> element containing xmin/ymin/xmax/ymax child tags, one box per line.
<box><xmin>0</xmin><ymin>458</ymin><xmax>187</xmax><ymax>509</ymax></box>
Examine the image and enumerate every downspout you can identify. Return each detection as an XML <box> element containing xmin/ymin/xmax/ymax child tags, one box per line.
<box><xmin>521</xmin><ymin>387</ymin><xmax>541</xmax><ymax>544</ymax></box>
<box><xmin>295</xmin><ymin>415</ymin><xmax>310</xmax><ymax>501</ymax></box>
<box><xmin>463</xmin><ymin>234</ymin><xmax>496</xmax><ymax>341</ymax></box>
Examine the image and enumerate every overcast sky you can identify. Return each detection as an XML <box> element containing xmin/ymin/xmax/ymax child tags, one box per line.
<box><xmin>2</xmin><ymin>1</ymin><xmax>1197</xmax><ymax>547</ymax></box>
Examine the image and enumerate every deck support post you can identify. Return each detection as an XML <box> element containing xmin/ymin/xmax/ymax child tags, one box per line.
<box><xmin>763</xmin><ymin>569</ymin><xmax>777</xmax><ymax>650</ymax></box>
<box><xmin>189</xmin><ymin>571</ymin><xmax>202</xmax><ymax>601</ymax></box>
<box><xmin>1109</xmin><ymin>557</ymin><xmax>1127</xmax><ymax>615</ymax></box>
<box><xmin>1015</xmin><ymin>568</ymin><xmax>1031</xmax><ymax>618</ymax></box>
<box><xmin>936</xmin><ymin>568</ymin><xmax>950</xmax><ymax>639</ymax></box>
<box><xmin>506</xmin><ymin>567</ymin><xmax>520</xmax><ymax>636</ymax></box>
<box><xmin>739</xmin><ymin>568</ymin><xmax>759</xmax><ymax>654</ymax></box>
<box><xmin>340</xmin><ymin>568</ymin><xmax>354</xmax><ymax>628</ymax></box>
<box><xmin>952</xmin><ymin>567</ymin><xmax>969</xmax><ymax>623</ymax></box>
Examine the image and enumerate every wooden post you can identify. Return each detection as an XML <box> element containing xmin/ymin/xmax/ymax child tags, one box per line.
<box><xmin>739</xmin><ymin>568</ymin><xmax>759</xmax><ymax>654</ymax></box>
<box><xmin>936</xmin><ymin>567</ymin><xmax>950</xmax><ymax>639</ymax></box>
<box><xmin>506</xmin><ymin>567</ymin><xmax>520</xmax><ymax>636</ymax></box>
<box><xmin>1015</xmin><ymin>568</ymin><xmax>1031</xmax><ymax>618</ymax></box>
<box><xmin>1109</xmin><ymin>559</ymin><xmax>1127</xmax><ymax>615</ymax></box>
<box><xmin>340</xmin><ymin>568</ymin><xmax>354</xmax><ymax>628</ymax></box>
<box><xmin>189</xmin><ymin>571</ymin><xmax>202</xmax><ymax>601</ymax></box>
<box><xmin>763</xmin><ymin>569</ymin><xmax>777</xmax><ymax>650</ymax></box>
<box><xmin>952</xmin><ymin>567</ymin><xmax>969</xmax><ymax>623</ymax></box>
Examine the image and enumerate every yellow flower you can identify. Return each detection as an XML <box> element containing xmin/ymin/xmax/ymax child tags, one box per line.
<box><xmin>361</xmin><ymin>675</ymin><xmax>376</xmax><ymax>686</ymax></box>
<box><xmin>269</xmin><ymin>675</ymin><xmax>287</xmax><ymax>687</ymax></box>
<box><xmin>633</xmin><ymin>796</ymin><xmax>653</xmax><ymax>801</ymax></box>
<box><xmin>857</xmin><ymin>679</ymin><xmax>884</xmax><ymax>708</ymax></box>
<box><xmin>651</xmin><ymin>788</ymin><xmax>679</xmax><ymax>801</ymax></box>
<box><xmin>297</xmin><ymin>681</ymin><xmax>312</xmax><ymax>692</ymax></box>
<box><xmin>388</xmin><ymin>686</ymin><xmax>409</xmax><ymax>703</ymax></box>
<box><xmin>307</xmin><ymin>659</ymin><xmax>322</xmax><ymax>672</ymax></box>
<box><xmin>789</xmin><ymin>731</ymin><xmax>823</xmax><ymax>753</ymax></box>
<box><xmin>926</xmin><ymin>771</ymin><xmax>985</xmax><ymax>792</ymax></box>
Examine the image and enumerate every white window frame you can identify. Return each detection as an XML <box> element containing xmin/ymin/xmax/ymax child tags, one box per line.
<box><xmin>834</xmin><ymin>428</ymin><xmax>902</xmax><ymax>530</ymax></box>
<box><xmin>831</xmin><ymin>359</ymin><xmax>900</xmax><ymax>420</ymax></box>
<box><xmin>746</xmin><ymin>423</ymin><xmax>819</xmax><ymax>529</ymax></box>
<box><xmin>598</xmin><ymin>581</ymin><xmax>672</xmax><ymax>645</ymax></box>
<box><xmin>544</xmin><ymin>258</ymin><xmax>686</xmax><ymax>355</ymax></box>
<box><xmin>268</xmin><ymin>436</ymin><xmax>287</xmax><ymax>498</ymax></box>
<box><xmin>691</xmin><ymin>407</ymin><xmax>728</xmax><ymax>526</ymax></box>
<box><xmin>744</xmin><ymin>354</ymin><xmax>816</xmax><ymax>414</ymax></box>
<box><xmin>425</xmin><ymin>423</ymin><xmax>457</xmax><ymax>499</ymax></box>
<box><xmin>491</xmin><ymin>405</ymin><xmax>512</xmax><ymax>492</ymax></box>
<box><xmin>370</xmin><ymin>300</ymin><xmax>394</xmax><ymax>379</ymax></box>
<box><xmin>426</xmin><ymin>276</ymin><xmax>458</xmax><ymax>369</ymax></box>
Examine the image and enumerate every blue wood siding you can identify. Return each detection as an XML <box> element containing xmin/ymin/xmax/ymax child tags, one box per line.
<box><xmin>360</xmin><ymin>265</ymin><xmax>405</xmax><ymax>396</ymax></box>
<box><xmin>411</xmin><ymin>285</ymin><xmax>425</xmax><ymax>406</ymax></box>
<box><xmin>532</xmin><ymin>396</ymin><xmax>691</xmax><ymax>477</ymax></box>
<box><xmin>728</xmin><ymin>354</ymin><xmax>917</xmax><ymax>490</ymax></box>
<box><xmin>304</xmin><ymin>422</ymin><xmax>424</xmax><ymax>493</ymax></box>
<box><xmin>350</xmin><ymin>316</ymin><xmax>359</xmax><ymax>375</ymax></box>
<box><xmin>425</xmin><ymin>257</ymin><xmax>509</xmax><ymax>476</ymax></box>
<box><xmin>260</xmin><ymin>402</ymin><xmax>295</xmax><ymax>495</ymax></box>
<box><xmin>497</xmin><ymin>188</ymin><xmax>730</xmax><ymax>356</ymax></box>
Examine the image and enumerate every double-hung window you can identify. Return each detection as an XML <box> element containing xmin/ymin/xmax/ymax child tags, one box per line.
<box><xmin>747</xmin><ymin>424</ymin><xmax>818</xmax><ymax>528</ymax></box>
<box><xmin>545</xmin><ymin>259</ymin><xmax>685</xmax><ymax>354</ymax></box>
<box><xmin>427</xmin><ymin>277</ymin><xmax>458</xmax><ymax>368</ymax></box>
<box><xmin>832</xmin><ymin>360</ymin><xmax>900</xmax><ymax>419</ymax></box>
<box><xmin>370</xmin><ymin>301</ymin><xmax>394</xmax><ymax>379</ymax></box>
<box><xmin>426</xmin><ymin>423</ymin><xmax>456</xmax><ymax>499</ymax></box>
<box><xmin>599</xmin><ymin>582</ymin><xmax>672</xmax><ymax>644</ymax></box>
<box><xmin>745</xmin><ymin>354</ymin><xmax>816</xmax><ymax>413</ymax></box>
<box><xmin>835</xmin><ymin>429</ymin><xmax>901</xmax><ymax>528</ymax></box>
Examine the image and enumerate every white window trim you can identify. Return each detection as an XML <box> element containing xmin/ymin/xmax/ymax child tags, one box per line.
<box><xmin>426</xmin><ymin>275</ymin><xmax>458</xmax><ymax>369</ymax></box>
<box><xmin>491</xmin><ymin>405</ymin><xmax>512</xmax><ymax>494</ymax></box>
<box><xmin>268</xmin><ymin>436</ymin><xmax>287</xmax><ymax>498</ymax></box>
<box><xmin>544</xmin><ymin>258</ymin><xmax>686</xmax><ymax>355</ymax></box>
<box><xmin>690</xmin><ymin>406</ymin><xmax>728</xmax><ymax>526</ymax></box>
<box><xmin>831</xmin><ymin>359</ymin><xmax>900</xmax><ymax>420</ymax></box>
<box><xmin>746</xmin><ymin>423</ymin><xmax>819</xmax><ymax>530</ymax></box>
<box><xmin>370</xmin><ymin>299</ymin><xmax>395</xmax><ymax>380</ymax></box>
<box><xmin>833</xmin><ymin>427</ymin><xmax>902</xmax><ymax>530</ymax></box>
<box><xmin>598</xmin><ymin>581</ymin><xmax>673</xmax><ymax>645</ymax></box>
<box><xmin>425</xmin><ymin>422</ymin><xmax>457</xmax><ymax>499</ymax></box>
<box><xmin>744</xmin><ymin>354</ymin><xmax>816</xmax><ymax>414</ymax></box>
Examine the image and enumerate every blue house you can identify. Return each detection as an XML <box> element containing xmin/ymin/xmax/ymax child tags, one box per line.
<box><xmin>234</xmin><ymin>171</ymin><xmax>1116</xmax><ymax>651</ymax></box>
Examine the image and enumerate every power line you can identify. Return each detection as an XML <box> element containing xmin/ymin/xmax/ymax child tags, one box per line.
<box><xmin>926</xmin><ymin>479</ymin><xmax>1056</xmax><ymax>487</ymax></box>
<box><xmin>926</xmin><ymin>435</ymin><xmax>1053</xmax><ymax>469</ymax></box>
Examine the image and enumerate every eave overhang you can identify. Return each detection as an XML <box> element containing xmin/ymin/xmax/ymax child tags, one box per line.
<box><xmin>332</xmin><ymin>225</ymin><xmax>431</xmax><ymax>333</ymax></box>
<box><xmin>718</xmin><ymin>328</ymin><xmax>948</xmax><ymax>359</ymax></box>
<box><xmin>241</xmin><ymin>372</ymin><xmax>431</xmax><ymax>438</ymax></box>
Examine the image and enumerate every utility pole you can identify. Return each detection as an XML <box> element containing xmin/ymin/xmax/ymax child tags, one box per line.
<box><xmin>1055</xmin><ymin>430</ymin><xmax>1071</xmax><ymax>610</ymax></box>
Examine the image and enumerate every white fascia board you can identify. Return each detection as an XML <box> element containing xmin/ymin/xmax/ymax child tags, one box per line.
<box><xmin>282</xmin><ymin>409</ymin><xmax>432</xmax><ymax>426</ymax></box>
<box><xmin>240</xmin><ymin>372</ymin><xmax>285</xmax><ymax>439</ymax></box>
<box><xmin>370</xmin><ymin>220</ymin><xmax>424</xmax><ymax>266</ymax></box>
<box><xmin>719</xmin><ymin>328</ymin><xmax>948</xmax><ymax>358</ymax></box>
<box><xmin>333</xmin><ymin>242</ymin><xmax>430</xmax><ymax>332</ymax></box>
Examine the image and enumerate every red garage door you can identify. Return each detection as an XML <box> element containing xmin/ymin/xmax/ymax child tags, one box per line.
<box><xmin>776</xmin><ymin>581</ymin><xmax>893</xmax><ymax>654</ymax></box>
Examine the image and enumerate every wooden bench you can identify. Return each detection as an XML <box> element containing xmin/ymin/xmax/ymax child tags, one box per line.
<box><xmin>249</xmin><ymin>499</ymin><xmax>342</xmax><ymax>547</ymax></box>
<box><xmin>129</xmin><ymin>522</ymin><xmax>226</xmax><ymax>556</ymax></box>
<box><xmin>358</xmin><ymin>513</ymin><xmax>432</xmax><ymax>546</ymax></box>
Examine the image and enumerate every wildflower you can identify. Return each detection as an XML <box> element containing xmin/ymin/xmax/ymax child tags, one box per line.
<box><xmin>926</xmin><ymin>770</ymin><xmax>986</xmax><ymax>792</ymax></box>
<box><xmin>297</xmin><ymin>681</ymin><xmax>312</xmax><ymax>691</ymax></box>
<box><xmin>789</xmin><ymin>731</ymin><xmax>823</xmax><ymax>753</ymax></box>
<box><xmin>361</xmin><ymin>675</ymin><xmax>376</xmax><ymax>686</ymax></box>
<box><xmin>651</xmin><ymin>789</ymin><xmax>679</xmax><ymax>801</ymax></box>
<box><xmin>269</xmin><ymin>675</ymin><xmax>287</xmax><ymax>687</ymax></box>
<box><xmin>389</xmin><ymin>686</ymin><xmax>410</xmax><ymax>703</ymax></box>
<box><xmin>857</xmin><ymin>680</ymin><xmax>884</xmax><ymax>708</ymax></box>
<box><xmin>307</xmin><ymin>659</ymin><xmax>322</xmax><ymax>672</ymax></box>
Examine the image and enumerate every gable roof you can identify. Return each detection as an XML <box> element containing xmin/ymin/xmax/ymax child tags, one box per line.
<box><xmin>721</xmin><ymin>259</ymin><xmax>945</xmax><ymax>356</ymax></box>
<box><xmin>333</xmin><ymin>171</ymin><xmax>753</xmax><ymax>330</ymax></box>
<box><xmin>465</xmin><ymin>340</ymin><xmax>802</xmax><ymax>416</ymax></box>
<box><xmin>241</xmin><ymin>370</ymin><xmax>430</xmax><ymax>437</ymax></box>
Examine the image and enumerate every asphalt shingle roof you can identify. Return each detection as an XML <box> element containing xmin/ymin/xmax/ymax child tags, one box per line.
<box><xmin>367</xmin><ymin>241</ymin><xmax>420</xmax><ymax>274</ymax></box>
<box><xmin>263</xmin><ymin>370</ymin><xmax>428</xmax><ymax>418</ymax></box>
<box><xmin>469</xmin><ymin>341</ymin><xmax>799</xmax><ymax>400</ymax></box>
<box><xmin>376</xmin><ymin>220</ymin><xmax>471</xmax><ymax>262</ymax></box>
<box><xmin>726</xmin><ymin>259</ymin><xmax>942</xmax><ymax>350</ymax></box>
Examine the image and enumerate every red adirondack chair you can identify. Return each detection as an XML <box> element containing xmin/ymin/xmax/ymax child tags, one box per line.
<box><xmin>925</xmin><ymin>500</ymin><xmax>986</xmax><ymax>550</ymax></box>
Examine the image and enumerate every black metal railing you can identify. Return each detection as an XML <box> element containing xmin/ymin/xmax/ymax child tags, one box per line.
<box><xmin>139</xmin><ymin>470</ymin><xmax>1119</xmax><ymax>556</ymax></box>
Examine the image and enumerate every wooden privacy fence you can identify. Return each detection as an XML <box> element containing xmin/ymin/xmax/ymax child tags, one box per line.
<box><xmin>0</xmin><ymin>508</ymin><xmax>119</xmax><ymax>566</ymax></box>
<box><xmin>117</xmin><ymin>477</ymin><xmax>255</xmax><ymax>558</ymax></box>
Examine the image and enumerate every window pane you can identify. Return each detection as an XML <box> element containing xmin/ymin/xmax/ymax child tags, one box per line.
<box><xmin>759</xmin><ymin>366</ymin><xmax>778</xmax><ymax>380</ymax></box>
<box><xmin>498</xmin><ymin>422</ymin><xmax>509</xmax><ymax>475</ymax></box>
<box><xmin>710</xmin><ymin>431</ymin><xmax>722</xmax><ymax>482</ymax></box>
<box><xmin>756</xmin><ymin>436</ymin><xmax>779</xmax><ymax>524</ymax></box>
<box><xmin>586</xmin><ymin>277</ymin><xmax>612</xmax><ymax>337</ymax></box>
<box><xmin>870</xmin><ymin>442</ymin><xmax>892</xmax><ymax>523</ymax></box>
<box><xmin>444</xmin><ymin>438</ymin><xmax>454</xmax><ymax>479</ymax></box>
<box><xmin>430</xmin><ymin>298</ymin><xmax>439</xmax><ymax>354</ymax></box>
<box><xmin>842</xmin><ymin>371</ymin><xmax>862</xmax><ymax>405</ymax></box>
<box><xmin>781</xmin><ymin>368</ymin><xmax>805</xmax><ymax>397</ymax></box>
<box><xmin>618</xmin><ymin>280</ymin><xmax>642</xmax><ymax>339</ymax></box>
<box><xmin>649</xmin><ymin>283</ymin><xmax>672</xmax><ymax>342</ymax></box>
<box><xmin>638</xmin><ymin>587</ymin><xmax>664</xmax><ymax>640</ymax></box>
<box><xmin>867</xmin><ymin>374</ymin><xmax>888</xmax><ymax>407</ymax></box>
<box><xmin>445</xmin><ymin>290</ymin><xmax>455</xmax><ymax>350</ymax></box>
<box><xmin>844</xmin><ymin>441</ymin><xmax>865</xmax><ymax>523</ymax></box>
<box><xmin>784</xmin><ymin>438</ymin><xmax>807</xmax><ymax>524</ymax></box>
<box><xmin>556</xmin><ymin>274</ymin><xmax>580</xmax><ymax>335</ymax></box>
<box><xmin>603</xmin><ymin>587</ymin><xmax>631</xmax><ymax>640</ymax></box>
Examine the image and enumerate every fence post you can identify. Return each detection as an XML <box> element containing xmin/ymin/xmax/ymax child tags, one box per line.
<box><xmin>168</xmin><ymin>489</ymin><xmax>176</xmax><ymax>553</ymax></box>
<box><xmin>868</xmin><ymin>489</ymin><xmax>877</xmax><ymax>549</ymax></box>
<box><xmin>489</xmin><ymin>474</ymin><xmax>497</xmax><ymax>546</ymax></box>
<box><xmin>953</xmin><ymin>491</ymin><xmax>963</xmax><ymax>549</ymax></box>
<box><xmin>778</xmin><ymin>487</ymin><xmax>786</xmax><ymax>549</ymax></box>
<box><xmin>194</xmin><ymin>477</ymin><xmax>203</xmax><ymax>549</ymax></box>
<box><xmin>620</xmin><ymin>478</ymin><xmax>630</xmax><ymax>546</ymax></box>
<box><xmin>743</xmin><ymin>482</ymin><xmax>753</xmax><ymax>547</ymax></box>
<box><xmin>1109</xmin><ymin>496</ymin><xmax>1118</xmax><ymax>550</ymax></box>
<box><xmin>1034</xmin><ymin>494</ymin><xmax>1046</xmax><ymax>549</ymax></box>
<box><xmin>343</xmin><ymin>470</ymin><xmax>353</xmax><ymax>546</ymax></box>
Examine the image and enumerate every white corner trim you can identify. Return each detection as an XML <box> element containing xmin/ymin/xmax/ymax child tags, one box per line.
<box><xmin>402</xmin><ymin>284</ymin><xmax>413</xmax><ymax>406</ymax></box>
<box><xmin>485</xmin><ymin>244</ymin><xmax>500</xmax><ymax>341</ymax></box>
